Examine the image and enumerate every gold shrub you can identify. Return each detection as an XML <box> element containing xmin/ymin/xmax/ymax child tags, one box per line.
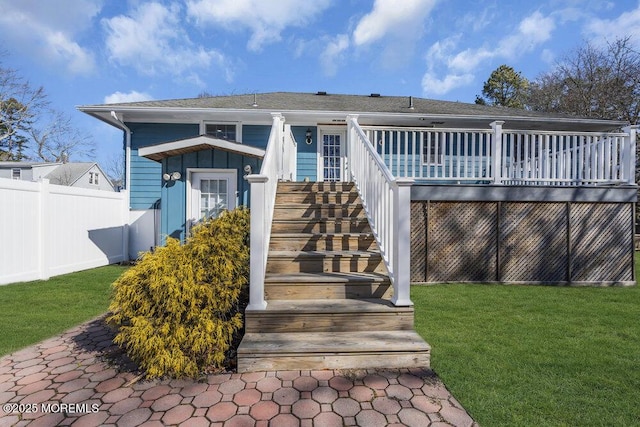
<box><xmin>107</xmin><ymin>208</ymin><xmax>250</xmax><ymax>379</ymax></box>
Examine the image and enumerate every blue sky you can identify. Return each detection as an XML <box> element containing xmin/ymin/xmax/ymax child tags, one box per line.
<box><xmin>1</xmin><ymin>0</ymin><xmax>639</xmax><ymax>168</ymax></box>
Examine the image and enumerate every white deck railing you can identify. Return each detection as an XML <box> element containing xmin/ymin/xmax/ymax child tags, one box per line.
<box><xmin>362</xmin><ymin>123</ymin><xmax>638</xmax><ymax>185</ymax></box>
<box><xmin>246</xmin><ymin>113</ymin><xmax>287</xmax><ymax>310</ymax></box>
<box><xmin>347</xmin><ymin>115</ymin><xmax>413</xmax><ymax>306</ymax></box>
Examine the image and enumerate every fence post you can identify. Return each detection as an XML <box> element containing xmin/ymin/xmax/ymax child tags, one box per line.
<box><xmin>623</xmin><ymin>125</ymin><xmax>638</xmax><ymax>184</ymax></box>
<box><xmin>121</xmin><ymin>190</ymin><xmax>130</xmax><ymax>262</ymax></box>
<box><xmin>38</xmin><ymin>178</ymin><xmax>51</xmax><ymax>281</ymax></box>
<box><xmin>491</xmin><ymin>121</ymin><xmax>505</xmax><ymax>184</ymax></box>
<box><xmin>391</xmin><ymin>178</ymin><xmax>414</xmax><ymax>307</ymax></box>
<box><xmin>246</xmin><ymin>174</ymin><xmax>268</xmax><ymax>310</ymax></box>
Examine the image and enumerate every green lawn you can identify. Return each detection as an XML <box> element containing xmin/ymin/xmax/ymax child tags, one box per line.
<box><xmin>413</xmin><ymin>264</ymin><xmax>640</xmax><ymax>426</ymax></box>
<box><xmin>0</xmin><ymin>265</ymin><xmax>127</xmax><ymax>356</ymax></box>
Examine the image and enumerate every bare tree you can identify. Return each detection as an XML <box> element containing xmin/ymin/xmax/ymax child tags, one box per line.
<box><xmin>104</xmin><ymin>152</ymin><xmax>125</xmax><ymax>188</ymax></box>
<box><xmin>29</xmin><ymin>109</ymin><xmax>95</xmax><ymax>163</ymax></box>
<box><xmin>528</xmin><ymin>37</ymin><xmax>640</xmax><ymax>124</ymax></box>
<box><xmin>0</xmin><ymin>58</ymin><xmax>48</xmax><ymax>160</ymax></box>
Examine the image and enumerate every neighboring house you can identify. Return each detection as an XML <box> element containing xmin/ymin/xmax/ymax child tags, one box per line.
<box><xmin>0</xmin><ymin>161</ymin><xmax>115</xmax><ymax>192</ymax></box>
<box><xmin>0</xmin><ymin>162</ymin><xmax>62</xmax><ymax>181</ymax></box>
<box><xmin>79</xmin><ymin>92</ymin><xmax>637</xmax><ymax>371</ymax></box>
<box><xmin>44</xmin><ymin>162</ymin><xmax>115</xmax><ymax>192</ymax></box>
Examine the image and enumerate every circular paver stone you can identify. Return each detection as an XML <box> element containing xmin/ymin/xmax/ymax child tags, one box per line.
<box><xmin>233</xmin><ymin>388</ymin><xmax>261</xmax><ymax>406</ymax></box>
<box><xmin>249</xmin><ymin>400</ymin><xmax>279</xmax><ymax>421</ymax></box>
<box><xmin>398</xmin><ymin>407</ymin><xmax>432</xmax><ymax>427</ymax></box>
<box><xmin>256</xmin><ymin>376</ymin><xmax>282</xmax><ymax>393</ymax></box>
<box><xmin>398</xmin><ymin>373</ymin><xmax>425</xmax><ymax>389</ymax></box>
<box><xmin>217</xmin><ymin>379</ymin><xmax>245</xmax><ymax>395</ymax></box>
<box><xmin>162</xmin><ymin>404</ymin><xmax>194</xmax><ymax>425</ymax></box>
<box><xmin>118</xmin><ymin>408</ymin><xmax>152</xmax><ymax>427</ymax></box>
<box><xmin>372</xmin><ymin>397</ymin><xmax>402</xmax><ymax>414</ymax></box>
<box><xmin>292</xmin><ymin>399</ymin><xmax>321</xmax><ymax>419</ymax></box>
<box><xmin>410</xmin><ymin>395</ymin><xmax>441</xmax><ymax>413</ymax></box>
<box><xmin>385</xmin><ymin>384</ymin><xmax>413</xmax><ymax>401</ymax></box>
<box><xmin>329</xmin><ymin>376</ymin><xmax>353</xmax><ymax>391</ymax></box>
<box><xmin>273</xmin><ymin>387</ymin><xmax>300</xmax><ymax>405</ymax></box>
<box><xmin>356</xmin><ymin>409</ymin><xmax>388</xmax><ymax>427</ymax></box>
<box><xmin>192</xmin><ymin>389</ymin><xmax>222</xmax><ymax>407</ymax></box>
<box><xmin>311</xmin><ymin>386</ymin><xmax>338</xmax><ymax>404</ymax></box>
<box><xmin>332</xmin><ymin>397</ymin><xmax>360</xmax><ymax>417</ymax></box>
<box><xmin>270</xmin><ymin>413</ymin><xmax>299</xmax><ymax>427</ymax></box>
<box><xmin>293</xmin><ymin>376</ymin><xmax>318</xmax><ymax>392</ymax></box>
<box><xmin>313</xmin><ymin>412</ymin><xmax>343</xmax><ymax>427</ymax></box>
<box><xmin>141</xmin><ymin>385</ymin><xmax>172</xmax><ymax>401</ymax></box>
<box><xmin>151</xmin><ymin>393</ymin><xmax>183</xmax><ymax>412</ymax></box>
<box><xmin>102</xmin><ymin>387</ymin><xmax>134</xmax><ymax>404</ymax></box>
<box><xmin>363</xmin><ymin>374</ymin><xmax>389</xmax><ymax>390</ymax></box>
<box><xmin>206</xmin><ymin>401</ymin><xmax>238</xmax><ymax>422</ymax></box>
<box><xmin>349</xmin><ymin>385</ymin><xmax>375</xmax><ymax>401</ymax></box>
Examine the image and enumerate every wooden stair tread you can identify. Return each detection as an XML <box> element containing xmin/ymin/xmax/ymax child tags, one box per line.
<box><xmin>252</xmin><ymin>298</ymin><xmax>410</xmax><ymax>313</ymax></box>
<box><xmin>265</xmin><ymin>272</ymin><xmax>389</xmax><ymax>283</ymax></box>
<box><xmin>271</xmin><ymin>232</ymin><xmax>373</xmax><ymax>238</ymax></box>
<box><xmin>269</xmin><ymin>250</ymin><xmax>381</xmax><ymax>257</ymax></box>
<box><xmin>239</xmin><ymin>330</ymin><xmax>430</xmax><ymax>354</ymax></box>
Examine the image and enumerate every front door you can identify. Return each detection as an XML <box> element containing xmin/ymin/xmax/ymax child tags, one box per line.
<box><xmin>189</xmin><ymin>171</ymin><xmax>237</xmax><ymax>226</ymax></box>
<box><xmin>318</xmin><ymin>129</ymin><xmax>347</xmax><ymax>182</ymax></box>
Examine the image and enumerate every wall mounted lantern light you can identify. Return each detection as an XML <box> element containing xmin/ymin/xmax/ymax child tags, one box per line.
<box><xmin>305</xmin><ymin>128</ymin><xmax>313</xmax><ymax>145</ymax></box>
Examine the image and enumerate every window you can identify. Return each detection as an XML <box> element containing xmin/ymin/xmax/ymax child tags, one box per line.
<box><xmin>89</xmin><ymin>172</ymin><xmax>99</xmax><ymax>185</ymax></box>
<box><xmin>11</xmin><ymin>168</ymin><xmax>21</xmax><ymax>180</ymax></box>
<box><xmin>205</xmin><ymin>123</ymin><xmax>237</xmax><ymax>141</ymax></box>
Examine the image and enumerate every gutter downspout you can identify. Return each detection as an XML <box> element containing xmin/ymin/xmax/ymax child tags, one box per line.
<box><xmin>110</xmin><ymin>111</ymin><xmax>132</xmax><ymax>260</ymax></box>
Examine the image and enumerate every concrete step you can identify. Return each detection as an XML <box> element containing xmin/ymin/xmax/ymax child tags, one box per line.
<box><xmin>245</xmin><ymin>298</ymin><xmax>412</xmax><ymax>333</ymax></box>
<box><xmin>273</xmin><ymin>203</ymin><xmax>366</xmax><ymax>220</ymax></box>
<box><xmin>237</xmin><ymin>330</ymin><xmax>431</xmax><ymax>372</ymax></box>
<box><xmin>275</xmin><ymin>191</ymin><xmax>360</xmax><ymax>205</ymax></box>
<box><xmin>266</xmin><ymin>250</ymin><xmax>386</xmax><ymax>274</ymax></box>
<box><xmin>269</xmin><ymin>233</ymin><xmax>377</xmax><ymax>251</ymax></box>
<box><xmin>265</xmin><ymin>272</ymin><xmax>392</xmax><ymax>299</ymax></box>
<box><xmin>271</xmin><ymin>218</ymin><xmax>371</xmax><ymax>234</ymax></box>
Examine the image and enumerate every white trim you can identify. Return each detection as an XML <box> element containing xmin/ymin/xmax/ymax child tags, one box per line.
<box><xmin>200</xmin><ymin>120</ymin><xmax>242</xmax><ymax>142</ymax></box>
<box><xmin>317</xmin><ymin>126</ymin><xmax>347</xmax><ymax>182</ymax></box>
<box><xmin>138</xmin><ymin>135</ymin><xmax>265</xmax><ymax>160</ymax></box>
<box><xmin>186</xmin><ymin>168</ymin><xmax>238</xmax><ymax>230</ymax></box>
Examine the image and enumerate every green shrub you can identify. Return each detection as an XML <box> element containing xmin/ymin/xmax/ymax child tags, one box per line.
<box><xmin>107</xmin><ymin>208</ymin><xmax>250</xmax><ymax>379</ymax></box>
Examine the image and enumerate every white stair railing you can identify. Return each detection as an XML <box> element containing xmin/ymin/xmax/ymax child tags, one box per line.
<box><xmin>347</xmin><ymin>115</ymin><xmax>413</xmax><ymax>307</ymax></box>
<box><xmin>246</xmin><ymin>113</ymin><xmax>286</xmax><ymax>310</ymax></box>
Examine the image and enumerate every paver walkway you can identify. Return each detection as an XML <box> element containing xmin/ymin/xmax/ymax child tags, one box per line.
<box><xmin>0</xmin><ymin>317</ymin><xmax>477</xmax><ymax>426</ymax></box>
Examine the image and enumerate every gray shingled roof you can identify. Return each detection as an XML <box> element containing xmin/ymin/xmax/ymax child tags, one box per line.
<box><xmin>81</xmin><ymin>91</ymin><xmax>583</xmax><ymax>120</ymax></box>
<box><xmin>45</xmin><ymin>163</ymin><xmax>95</xmax><ymax>186</ymax></box>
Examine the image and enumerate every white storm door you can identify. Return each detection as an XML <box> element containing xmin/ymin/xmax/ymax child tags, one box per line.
<box><xmin>190</xmin><ymin>171</ymin><xmax>237</xmax><ymax>224</ymax></box>
<box><xmin>318</xmin><ymin>130</ymin><xmax>346</xmax><ymax>182</ymax></box>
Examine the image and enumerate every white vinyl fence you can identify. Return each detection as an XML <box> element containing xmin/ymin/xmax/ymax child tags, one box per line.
<box><xmin>0</xmin><ymin>178</ymin><xmax>128</xmax><ymax>285</ymax></box>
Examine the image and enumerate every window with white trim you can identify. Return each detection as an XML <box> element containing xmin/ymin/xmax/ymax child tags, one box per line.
<box><xmin>12</xmin><ymin>168</ymin><xmax>21</xmax><ymax>180</ymax></box>
<box><xmin>422</xmin><ymin>134</ymin><xmax>444</xmax><ymax>165</ymax></box>
<box><xmin>205</xmin><ymin>123</ymin><xmax>237</xmax><ymax>141</ymax></box>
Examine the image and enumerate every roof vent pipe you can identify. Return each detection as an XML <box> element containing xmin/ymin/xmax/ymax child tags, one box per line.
<box><xmin>409</xmin><ymin>96</ymin><xmax>414</xmax><ymax>109</ymax></box>
<box><xmin>252</xmin><ymin>93</ymin><xmax>258</xmax><ymax>107</ymax></box>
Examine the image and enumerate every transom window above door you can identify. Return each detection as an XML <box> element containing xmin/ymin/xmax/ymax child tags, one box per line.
<box><xmin>205</xmin><ymin>123</ymin><xmax>237</xmax><ymax>141</ymax></box>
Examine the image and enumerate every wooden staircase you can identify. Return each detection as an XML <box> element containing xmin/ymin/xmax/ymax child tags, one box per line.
<box><xmin>237</xmin><ymin>182</ymin><xmax>430</xmax><ymax>372</ymax></box>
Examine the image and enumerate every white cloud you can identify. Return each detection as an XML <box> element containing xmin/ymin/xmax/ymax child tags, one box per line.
<box><xmin>352</xmin><ymin>0</ymin><xmax>438</xmax><ymax>46</ymax></box>
<box><xmin>103</xmin><ymin>2</ymin><xmax>231</xmax><ymax>82</ymax></box>
<box><xmin>584</xmin><ymin>4</ymin><xmax>640</xmax><ymax>46</ymax></box>
<box><xmin>421</xmin><ymin>72</ymin><xmax>474</xmax><ymax>96</ymax></box>
<box><xmin>422</xmin><ymin>11</ymin><xmax>555</xmax><ymax>96</ymax></box>
<box><xmin>104</xmin><ymin>90</ymin><xmax>154</xmax><ymax>104</ymax></box>
<box><xmin>0</xmin><ymin>0</ymin><xmax>100</xmax><ymax>75</ymax></box>
<box><xmin>186</xmin><ymin>0</ymin><xmax>332</xmax><ymax>51</ymax></box>
<box><xmin>320</xmin><ymin>34</ymin><xmax>350</xmax><ymax>76</ymax></box>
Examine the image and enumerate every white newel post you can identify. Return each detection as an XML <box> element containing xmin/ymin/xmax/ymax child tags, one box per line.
<box><xmin>246</xmin><ymin>174</ymin><xmax>268</xmax><ymax>310</ymax></box>
<box><xmin>491</xmin><ymin>121</ymin><xmax>505</xmax><ymax>184</ymax></box>
<box><xmin>391</xmin><ymin>178</ymin><xmax>414</xmax><ymax>306</ymax></box>
<box><xmin>38</xmin><ymin>178</ymin><xmax>51</xmax><ymax>281</ymax></box>
<box><xmin>623</xmin><ymin>125</ymin><xmax>638</xmax><ymax>185</ymax></box>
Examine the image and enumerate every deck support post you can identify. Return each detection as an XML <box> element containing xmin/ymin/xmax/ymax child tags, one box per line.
<box><xmin>490</xmin><ymin>121</ymin><xmax>505</xmax><ymax>184</ymax></box>
<box><xmin>623</xmin><ymin>125</ymin><xmax>638</xmax><ymax>185</ymax></box>
<box><xmin>391</xmin><ymin>178</ymin><xmax>414</xmax><ymax>307</ymax></box>
<box><xmin>247</xmin><ymin>174</ymin><xmax>269</xmax><ymax>310</ymax></box>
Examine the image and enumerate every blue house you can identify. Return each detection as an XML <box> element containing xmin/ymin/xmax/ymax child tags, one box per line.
<box><xmin>80</xmin><ymin>92</ymin><xmax>637</xmax><ymax>372</ymax></box>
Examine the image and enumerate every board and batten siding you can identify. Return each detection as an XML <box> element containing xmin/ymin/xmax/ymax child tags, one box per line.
<box><xmin>128</xmin><ymin>123</ymin><xmax>200</xmax><ymax>209</ymax></box>
<box><xmin>160</xmin><ymin>149</ymin><xmax>262</xmax><ymax>242</ymax></box>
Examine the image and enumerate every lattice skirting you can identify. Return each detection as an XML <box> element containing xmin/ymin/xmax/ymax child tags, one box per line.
<box><xmin>410</xmin><ymin>201</ymin><xmax>634</xmax><ymax>285</ymax></box>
